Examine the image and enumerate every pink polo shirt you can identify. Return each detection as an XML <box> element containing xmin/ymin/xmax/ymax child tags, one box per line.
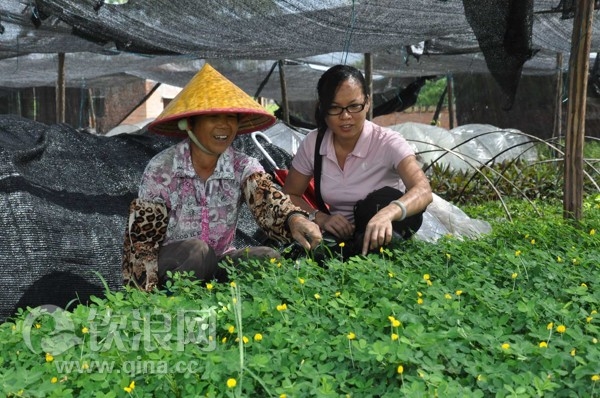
<box><xmin>292</xmin><ymin>120</ymin><xmax>414</xmax><ymax>222</ymax></box>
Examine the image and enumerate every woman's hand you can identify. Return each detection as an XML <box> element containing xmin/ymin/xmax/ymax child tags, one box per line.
<box><xmin>319</xmin><ymin>213</ymin><xmax>355</xmax><ymax>240</ymax></box>
<box><xmin>288</xmin><ymin>215</ymin><xmax>323</xmax><ymax>250</ymax></box>
<box><xmin>361</xmin><ymin>205</ymin><xmax>399</xmax><ymax>255</ymax></box>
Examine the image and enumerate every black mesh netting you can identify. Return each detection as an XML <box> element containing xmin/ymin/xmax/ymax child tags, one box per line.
<box><xmin>2</xmin><ymin>0</ymin><xmax>599</xmax><ymax>97</ymax></box>
<box><xmin>0</xmin><ymin>115</ymin><xmax>294</xmax><ymax>322</ymax></box>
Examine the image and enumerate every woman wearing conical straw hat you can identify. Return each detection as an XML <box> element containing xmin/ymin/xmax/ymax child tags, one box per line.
<box><xmin>122</xmin><ymin>63</ymin><xmax>321</xmax><ymax>291</ymax></box>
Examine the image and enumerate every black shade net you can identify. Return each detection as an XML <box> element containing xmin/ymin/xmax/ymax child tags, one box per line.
<box><xmin>0</xmin><ymin>115</ymin><xmax>292</xmax><ymax>322</ymax></box>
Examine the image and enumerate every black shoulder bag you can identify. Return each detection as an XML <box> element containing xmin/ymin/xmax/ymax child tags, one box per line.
<box><xmin>313</xmin><ymin>131</ymin><xmax>330</xmax><ymax>214</ymax></box>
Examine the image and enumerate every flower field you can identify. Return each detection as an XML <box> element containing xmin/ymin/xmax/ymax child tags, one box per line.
<box><xmin>0</xmin><ymin>196</ymin><xmax>599</xmax><ymax>397</ymax></box>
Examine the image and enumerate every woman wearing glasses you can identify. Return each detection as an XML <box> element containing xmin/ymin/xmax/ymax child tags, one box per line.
<box><xmin>283</xmin><ymin>64</ymin><xmax>432</xmax><ymax>258</ymax></box>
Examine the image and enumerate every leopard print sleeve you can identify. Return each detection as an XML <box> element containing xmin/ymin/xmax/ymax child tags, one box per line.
<box><xmin>122</xmin><ymin>198</ymin><xmax>168</xmax><ymax>292</ymax></box>
<box><xmin>242</xmin><ymin>172</ymin><xmax>307</xmax><ymax>243</ymax></box>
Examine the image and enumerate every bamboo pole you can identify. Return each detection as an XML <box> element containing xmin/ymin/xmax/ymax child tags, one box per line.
<box><xmin>563</xmin><ymin>0</ymin><xmax>594</xmax><ymax>220</ymax></box>
<box><xmin>447</xmin><ymin>74</ymin><xmax>455</xmax><ymax>129</ymax></box>
<box><xmin>56</xmin><ymin>53</ymin><xmax>66</xmax><ymax>123</ymax></box>
<box><xmin>278</xmin><ymin>60</ymin><xmax>289</xmax><ymax>125</ymax></box>
<box><xmin>364</xmin><ymin>53</ymin><xmax>373</xmax><ymax>120</ymax></box>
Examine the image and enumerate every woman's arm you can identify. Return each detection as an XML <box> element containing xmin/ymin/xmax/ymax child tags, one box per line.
<box><xmin>361</xmin><ymin>155</ymin><xmax>432</xmax><ymax>254</ymax></box>
<box><xmin>283</xmin><ymin>167</ymin><xmax>355</xmax><ymax>239</ymax></box>
<box><xmin>282</xmin><ymin>167</ymin><xmax>314</xmax><ymax>211</ymax></box>
<box><xmin>392</xmin><ymin>155</ymin><xmax>433</xmax><ymax>218</ymax></box>
<box><xmin>243</xmin><ymin>172</ymin><xmax>321</xmax><ymax>250</ymax></box>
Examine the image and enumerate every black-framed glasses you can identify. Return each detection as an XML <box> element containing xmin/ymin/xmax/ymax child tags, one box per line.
<box><xmin>326</xmin><ymin>102</ymin><xmax>366</xmax><ymax>116</ymax></box>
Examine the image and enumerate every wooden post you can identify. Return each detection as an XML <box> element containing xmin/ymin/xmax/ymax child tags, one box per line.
<box><xmin>553</xmin><ymin>53</ymin><xmax>563</xmax><ymax>143</ymax></box>
<box><xmin>278</xmin><ymin>60</ymin><xmax>289</xmax><ymax>125</ymax></box>
<box><xmin>88</xmin><ymin>88</ymin><xmax>96</xmax><ymax>131</ymax></box>
<box><xmin>563</xmin><ymin>0</ymin><xmax>594</xmax><ymax>220</ymax></box>
<box><xmin>364</xmin><ymin>53</ymin><xmax>373</xmax><ymax>120</ymax></box>
<box><xmin>56</xmin><ymin>53</ymin><xmax>66</xmax><ymax>123</ymax></box>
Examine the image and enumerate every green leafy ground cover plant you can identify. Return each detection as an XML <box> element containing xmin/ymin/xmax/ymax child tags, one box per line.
<box><xmin>1</xmin><ymin>195</ymin><xmax>599</xmax><ymax>397</ymax></box>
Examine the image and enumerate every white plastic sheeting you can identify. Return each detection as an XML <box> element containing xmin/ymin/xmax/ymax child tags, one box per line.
<box><xmin>392</xmin><ymin>122</ymin><xmax>538</xmax><ymax>172</ymax></box>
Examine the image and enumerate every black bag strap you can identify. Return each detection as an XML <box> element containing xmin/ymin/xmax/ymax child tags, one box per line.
<box><xmin>313</xmin><ymin>131</ymin><xmax>330</xmax><ymax>214</ymax></box>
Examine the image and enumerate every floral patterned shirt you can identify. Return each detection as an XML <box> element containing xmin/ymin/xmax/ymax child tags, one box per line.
<box><xmin>139</xmin><ymin>139</ymin><xmax>266</xmax><ymax>256</ymax></box>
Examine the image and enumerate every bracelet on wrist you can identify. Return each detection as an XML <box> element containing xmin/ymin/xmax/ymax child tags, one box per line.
<box><xmin>390</xmin><ymin>200</ymin><xmax>407</xmax><ymax>221</ymax></box>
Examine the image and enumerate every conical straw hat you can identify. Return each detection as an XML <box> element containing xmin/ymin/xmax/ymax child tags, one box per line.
<box><xmin>148</xmin><ymin>63</ymin><xmax>276</xmax><ymax>136</ymax></box>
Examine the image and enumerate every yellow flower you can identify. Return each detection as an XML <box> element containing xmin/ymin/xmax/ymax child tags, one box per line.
<box><xmin>539</xmin><ymin>341</ymin><xmax>548</xmax><ymax>348</ymax></box>
<box><xmin>314</xmin><ymin>293</ymin><xmax>321</xmax><ymax>300</ymax></box>
<box><xmin>206</xmin><ymin>283</ymin><xmax>213</xmax><ymax>291</ymax></box>
<box><xmin>276</xmin><ymin>303</ymin><xmax>288</xmax><ymax>311</ymax></box>
<box><xmin>423</xmin><ymin>274</ymin><xmax>430</xmax><ymax>281</ymax></box>
<box><xmin>380</xmin><ymin>246</ymin><xmax>384</xmax><ymax>253</ymax></box>
<box><xmin>591</xmin><ymin>229</ymin><xmax>596</xmax><ymax>236</ymax></box>
<box><xmin>298</xmin><ymin>277</ymin><xmax>305</xmax><ymax>284</ymax></box>
<box><xmin>232</xmin><ymin>298</ymin><xmax>237</xmax><ymax>304</ymax></box>
<box><xmin>270</xmin><ymin>257</ymin><xmax>276</xmax><ymax>263</ymax></box>
<box><xmin>227</xmin><ymin>378</ymin><xmax>237</xmax><ymax>388</ymax></box>
<box><xmin>417</xmin><ymin>291</ymin><xmax>422</xmax><ymax>297</ymax></box>
<box><xmin>35</xmin><ymin>323</ymin><xmax>41</xmax><ymax>329</ymax></box>
<box><xmin>444</xmin><ymin>293</ymin><xmax>452</xmax><ymax>300</ymax></box>
<box><xmin>230</xmin><ymin>281</ymin><xmax>236</xmax><ymax>287</ymax></box>
<box><xmin>82</xmin><ymin>362</ymin><xmax>89</xmax><ymax>370</ymax></box>
<box><xmin>570</xmin><ymin>348</ymin><xmax>576</xmax><ymax>356</ymax></box>
<box><xmin>228</xmin><ymin>325</ymin><xmax>235</xmax><ymax>334</ymax></box>
<box><xmin>124</xmin><ymin>381</ymin><xmax>135</xmax><ymax>393</ymax></box>
<box><xmin>339</xmin><ymin>242</ymin><xmax>345</xmax><ymax>248</ymax></box>
<box><xmin>581</xmin><ymin>283</ymin><xmax>588</xmax><ymax>288</ymax></box>
<box><xmin>587</xmin><ymin>316</ymin><xmax>593</xmax><ymax>323</ymax></box>
<box><xmin>592</xmin><ymin>310</ymin><xmax>598</xmax><ymax>315</ymax></box>
<box><xmin>572</xmin><ymin>258</ymin><xmax>579</xmax><ymax>265</ymax></box>
<box><xmin>280</xmin><ymin>395</ymin><xmax>287</xmax><ymax>398</ymax></box>
<box><xmin>45</xmin><ymin>353</ymin><xmax>54</xmax><ymax>362</ymax></box>
<box><xmin>51</xmin><ymin>377</ymin><xmax>58</xmax><ymax>384</ymax></box>
<box><xmin>547</xmin><ymin>322</ymin><xmax>554</xmax><ymax>330</ymax></box>
<box><xmin>417</xmin><ymin>298</ymin><xmax>424</xmax><ymax>305</ymax></box>
<box><xmin>388</xmin><ymin>272</ymin><xmax>394</xmax><ymax>278</ymax></box>
<box><xmin>391</xmin><ymin>333</ymin><xmax>399</xmax><ymax>341</ymax></box>
<box><xmin>511</xmin><ymin>273</ymin><xmax>518</xmax><ymax>279</ymax></box>
<box><xmin>254</xmin><ymin>333</ymin><xmax>263</xmax><ymax>342</ymax></box>
<box><xmin>277</xmin><ymin>262</ymin><xmax>282</xmax><ymax>268</ymax></box>
<box><xmin>397</xmin><ymin>365</ymin><xmax>404</xmax><ymax>374</ymax></box>
<box><xmin>515</xmin><ymin>250</ymin><xmax>522</xmax><ymax>256</ymax></box>
<box><xmin>557</xmin><ymin>256</ymin><xmax>563</xmax><ymax>262</ymax></box>
<box><xmin>594</xmin><ymin>338</ymin><xmax>598</xmax><ymax>344</ymax></box>
<box><xmin>501</xmin><ymin>343</ymin><xmax>510</xmax><ymax>350</ymax></box>
<box><xmin>426</xmin><ymin>280</ymin><xmax>432</xmax><ymax>286</ymax></box>
<box><xmin>592</xmin><ymin>375</ymin><xmax>600</xmax><ymax>382</ymax></box>
<box><xmin>221</xmin><ymin>337</ymin><xmax>227</xmax><ymax>344</ymax></box>
<box><xmin>556</xmin><ymin>325</ymin><xmax>566</xmax><ymax>334</ymax></box>
<box><xmin>445</xmin><ymin>253</ymin><xmax>451</xmax><ymax>260</ymax></box>
<box><xmin>347</xmin><ymin>332</ymin><xmax>356</xmax><ymax>340</ymax></box>
<box><xmin>335</xmin><ymin>291</ymin><xmax>341</xmax><ymax>297</ymax></box>
<box><xmin>530</xmin><ymin>239</ymin><xmax>535</xmax><ymax>245</ymax></box>
<box><xmin>455</xmin><ymin>290</ymin><xmax>463</xmax><ymax>296</ymax></box>
<box><xmin>477</xmin><ymin>374</ymin><xmax>484</xmax><ymax>381</ymax></box>
<box><xmin>81</xmin><ymin>326</ymin><xmax>89</xmax><ymax>334</ymax></box>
